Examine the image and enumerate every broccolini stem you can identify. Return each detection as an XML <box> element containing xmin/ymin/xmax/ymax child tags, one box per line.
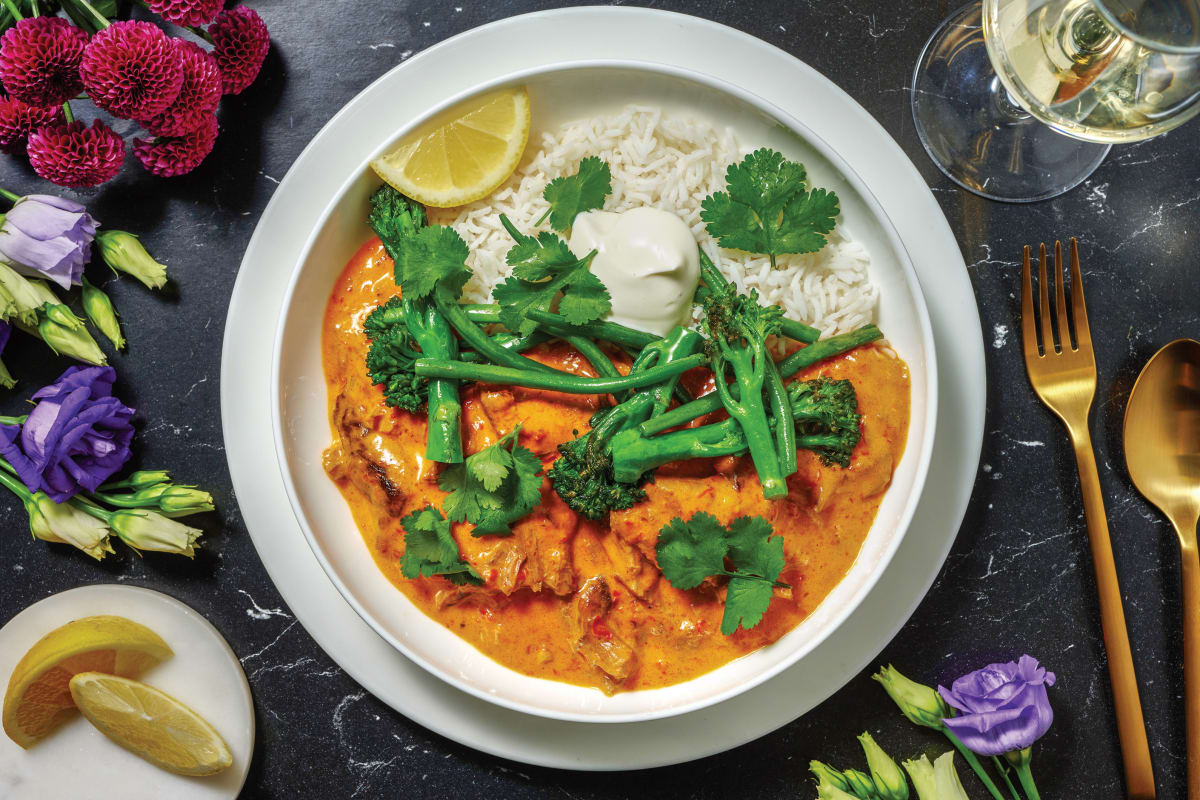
<box><xmin>406</xmin><ymin>298</ymin><xmax>462</xmax><ymax>464</ymax></box>
<box><xmin>636</xmin><ymin>325</ymin><xmax>883</xmax><ymax>438</ymax></box>
<box><xmin>414</xmin><ymin>353</ymin><xmax>708</xmax><ymax>394</ymax></box>
<box><xmin>713</xmin><ymin>336</ymin><xmax>786</xmax><ymax>498</ymax></box>
<box><xmin>525</xmin><ymin>308</ymin><xmax>660</xmax><ymax>351</ymax></box>
<box><xmin>565</xmin><ymin>336</ymin><xmax>622</xmax><ymax>380</ymax></box>
<box><xmin>646</xmin><ymin>327</ymin><xmax>703</xmax><ymax>418</ymax></box>
<box><xmin>765</xmin><ymin>359</ymin><xmax>796</xmax><ymax>477</ymax></box>
<box><xmin>434</xmin><ymin>290</ymin><xmax>562</xmax><ymax>376</ymax></box>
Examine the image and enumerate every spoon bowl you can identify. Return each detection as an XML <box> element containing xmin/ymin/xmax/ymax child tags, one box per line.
<box><xmin>1124</xmin><ymin>337</ymin><xmax>1200</xmax><ymax>798</ymax></box>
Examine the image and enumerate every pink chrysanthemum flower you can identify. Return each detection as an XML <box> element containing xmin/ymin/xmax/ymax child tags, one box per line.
<box><xmin>0</xmin><ymin>95</ymin><xmax>64</xmax><ymax>153</ymax></box>
<box><xmin>208</xmin><ymin>6</ymin><xmax>269</xmax><ymax>95</ymax></box>
<box><xmin>146</xmin><ymin>0</ymin><xmax>224</xmax><ymax>27</ymax></box>
<box><xmin>0</xmin><ymin>17</ymin><xmax>88</xmax><ymax>107</ymax></box>
<box><xmin>139</xmin><ymin>39</ymin><xmax>221</xmax><ymax>137</ymax></box>
<box><xmin>27</xmin><ymin>120</ymin><xmax>125</xmax><ymax>187</ymax></box>
<box><xmin>133</xmin><ymin>113</ymin><xmax>218</xmax><ymax>177</ymax></box>
<box><xmin>80</xmin><ymin>20</ymin><xmax>184</xmax><ymax>120</ymax></box>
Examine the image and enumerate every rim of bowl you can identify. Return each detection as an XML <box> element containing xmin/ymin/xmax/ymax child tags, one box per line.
<box><xmin>270</xmin><ymin>58</ymin><xmax>939</xmax><ymax>724</ymax></box>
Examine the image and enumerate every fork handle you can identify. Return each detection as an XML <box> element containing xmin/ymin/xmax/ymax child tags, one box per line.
<box><xmin>1072</xmin><ymin>432</ymin><xmax>1156</xmax><ymax>799</ymax></box>
<box><xmin>1176</xmin><ymin>520</ymin><xmax>1200</xmax><ymax>800</ymax></box>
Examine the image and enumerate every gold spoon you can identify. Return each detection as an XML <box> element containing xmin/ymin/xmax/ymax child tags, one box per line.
<box><xmin>1125</xmin><ymin>338</ymin><xmax>1200</xmax><ymax>797</ymax></box>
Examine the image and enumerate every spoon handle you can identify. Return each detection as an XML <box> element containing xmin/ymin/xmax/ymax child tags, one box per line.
<box><xmin>1176</xmin><ymin>519</ymin><xmax>1200</xmax><ymax>800</ymax></box>
<box><xmin>1071</xmin><ymin>432</ymin><xmax>1156</xmax><ymax>799</ymax></box>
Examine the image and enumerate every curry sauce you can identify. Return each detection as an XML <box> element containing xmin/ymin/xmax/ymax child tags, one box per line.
<box><xmin>321</xmin><ymin>238</ymin><xmax>911</xmax><ymax>693</ymax></box>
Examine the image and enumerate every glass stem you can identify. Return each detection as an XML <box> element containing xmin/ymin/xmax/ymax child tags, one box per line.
<box><xmin>942</xmin><ymin>728</ymin><xmax>1008</xmax><ymax>800</ymax></box>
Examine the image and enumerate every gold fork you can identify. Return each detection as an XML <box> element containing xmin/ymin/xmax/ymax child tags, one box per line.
<box><xmin>1021</xmin><ymin>238</ymin><xmax>1156</xmax><ymax>799</ymax></box>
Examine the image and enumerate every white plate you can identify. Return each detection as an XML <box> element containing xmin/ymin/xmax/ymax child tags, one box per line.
<box><xmin>272</xmin><ymin>61</ymin><xmax>937</xmax><ymax>722</ymax></box>
<box><xmin>222</xmin><ymin>6</ymin><xmax>984</xmax><ymax>768</ymax></box>
<box><xmin>0</xmin><ymin>585</ymin><xmax>254</xmax><ymax>798</ymax></box>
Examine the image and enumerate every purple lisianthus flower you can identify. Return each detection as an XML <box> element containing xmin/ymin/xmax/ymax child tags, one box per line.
<box><xmin>0</xmin><ymin>194</ymin><xmax>98</xmax><ymax>290</ymax></box>
<box><xmin>938</xmin><ymin>655</ymin><xmax>1056</xmax><ymax>756</ymax></box>
<box><xmin>0</xmin><ymin>365</ymin><xmax>134</xmax><ymax>501</ymax></box>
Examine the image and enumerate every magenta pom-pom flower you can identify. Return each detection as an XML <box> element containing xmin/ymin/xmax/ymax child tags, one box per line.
<box><xmin>139</xmin><ymin>39</ymin><xmax>221</xmax><ymax>137</ymax></box>
<box><xmin>133</xmin><ymin>113</ymin><xmax>218</xmax><ymax>177</ymax></box>
<box><xmin>208</xmin><ymin>6</ymin><xmax>269</xmax><ymax>95</ymax></box>
<box><xmin>146</xmin><ymin>0</ymin><xmax>224</xmax><ymax>27</ymax></box>
<box><xmin>0</xmin><ymin>17</ymin><xmax>88</xmax><ymax>107</ymax></box>
<box><xmin>27</xmin><ymin>120</ymin><xmax>125</xmax><ymax>187</ymax></box>
<box><xmin>80</xmin><ymin>20</ymin><xmax>184</xmax><ymax>120</ymax></box>
<box><xmin>0</xmin><ymin>95</ymin><xmax>64</xmax><ymax>154</ymax></box>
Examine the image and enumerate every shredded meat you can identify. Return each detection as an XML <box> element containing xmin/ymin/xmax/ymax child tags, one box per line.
<box><xmin>566</xmin><ymin>576</ymin><xmax>637</xmax><ymax>690</ymax></box>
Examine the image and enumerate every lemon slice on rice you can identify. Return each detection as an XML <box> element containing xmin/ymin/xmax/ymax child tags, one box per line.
<box><xmin>371</xmin><ymin>85</ymin><xmax>530</xmax><ymax>208</ymax></box>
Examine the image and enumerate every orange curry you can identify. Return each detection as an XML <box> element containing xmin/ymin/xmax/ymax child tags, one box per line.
<box><xmin>321</xmin><ymin>238</ymin><xmax>911</xmax><ymax>694</ymax></box>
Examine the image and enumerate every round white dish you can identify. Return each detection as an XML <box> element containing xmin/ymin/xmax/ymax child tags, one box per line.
<box><xmin>272</xmin><ymin>61</ymin><xmax>938</xmax><ymax>723</ymax></box>
<box><xmin>0</xmin><ymin>585</ymin><xmax>254</xmax><ymax>798</ymax></box>
<box><xmin>221</xmin><ymin>6</ymin><xmax>984</xmax><ymax>768</ymax></box>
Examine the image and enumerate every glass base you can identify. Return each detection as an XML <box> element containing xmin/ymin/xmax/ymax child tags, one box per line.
<box><xmin>911</xmin><ymin>2</ymin><xmax>1111</xmax><ymax>203</ymax></box>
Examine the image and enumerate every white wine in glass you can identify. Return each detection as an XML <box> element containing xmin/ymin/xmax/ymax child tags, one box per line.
<box><xmin>912</xmin><ymin>0</ymin><xmax>1200</xmax><ymax>201</ymax></box>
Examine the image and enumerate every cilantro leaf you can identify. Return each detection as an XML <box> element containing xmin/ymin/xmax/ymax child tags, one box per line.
<box><xmin>722</xmin><ymin>577</ymin><xmax>775</xmax><ymax>635</ymax></box>
<box><xmin>654</xmin><ymin>512</ymin><xmax>789</xmax><ymax>634</ymax></box>
<box><xmin>393</xmin><ymin>224</ymin><xmax>472</xmax><ymax>301</ymax></box>
<box><xmin>399</xmin><ymin>505</ymin><xmax>481</xmax><ymax>585</ymax></box>
<box><xmin>700</xmin><ymin>148</ymin><xmax>839</xmax><ymax>266</ymax></box>
<box><xmin>656</xmin><ymin>512</ymin><xmax>730</xmax><ymax>590</ymax></box>
<box><xmin>493</xmin><ymin>216</ymin><xmax>611</xmax><ymax>335</ymax></box>
<box><xmin>439</xmin><ymin>427</ymin><xmax>544</xmax><ymax>536</ymax></box>
<box><xmin>540</xmin><ymin>156</ymin><xmax>612</xmax><ymax>232</ymax></box>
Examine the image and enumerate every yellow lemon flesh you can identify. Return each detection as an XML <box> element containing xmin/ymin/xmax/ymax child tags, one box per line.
<box><xmin>3</xmin><ymin>615</ymin><xmax>172</xmax><ymax>748</ymax></box>
<box><xmin>371</xmin><ymin>85</ymin><xmax>530</xmax><ymax>208</ymax></box>
<box><xmin>69</xmin><ymin>672</ymin><xmax>232</xmax><ymax>777</ymax></box>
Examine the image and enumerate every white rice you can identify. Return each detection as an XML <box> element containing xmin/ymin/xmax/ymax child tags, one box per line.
<box><xmin>445</xmin><ymin>105</ymin><xmax>878</xmax><ymax>337</ymax></box>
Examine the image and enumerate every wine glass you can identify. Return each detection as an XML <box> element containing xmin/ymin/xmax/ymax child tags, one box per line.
<box><xmin>912</xmin><ymin>0</ymin><xmax>1200</xmax><ymax>202</ymax></box>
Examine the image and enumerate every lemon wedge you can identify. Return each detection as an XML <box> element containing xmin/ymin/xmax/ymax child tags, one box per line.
<box><xmin>69</xmin><ymin>672</ymin><xmax>232</xmax><ymax>777</ymax></box>
<box><xmin>3</xmin><ymin>615</ymin><xmax>172</xmax><ymax>748</ymax></box>
<box><xmin>371</xmin><ymin>85</ymin><xmax>530</xmax><ymax>208</ymax></box>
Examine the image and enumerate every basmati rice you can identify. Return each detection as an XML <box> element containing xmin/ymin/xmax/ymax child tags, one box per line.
<box><xmin>444</xmin><ymin>105</ymin><xmax>878</xmax><ymax>337</ymax></box>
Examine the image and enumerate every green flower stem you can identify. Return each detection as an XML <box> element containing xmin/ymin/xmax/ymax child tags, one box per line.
<box><xmin>415</xmin><ymin>352</ymin><xmax>708</xmax><ymax>395</ymax></box>
<box><xmin>0</xmin><ymin>414</ymin><xmax>26</xmax><ymax>425</ymax></box>
<box><xmin>991</xmin><ymin>756</ymin><xmax>1023</xmax><ymax>800</ymax></box>
<box><xmin>187</xmin><ymin>25</ymin><xmax>214</xmax><ymax>44</ymax></box>
<box><xmin>1012</xmin><ymin>759</ymin><xmax>1040</xmax><ymax>800</ymax></box>
<box><xmin>0</xmin><ymin>0</ymin><xmax>22</xmax><ymax>21</ymax></box>
<box><xmin>0</xmin><ymin>462</ymin><xmax>32</xmax><ymax>501</ymax></box>
<box><xmin>0</xmin><ymin>186</ymin><xmax>19</xmax><ymax>203</ymax></box>
<box><xmin>942</xmin><ymin>728</ymin><xmax>1007</xmax><ymax>800</ymax></box>
<box><xmin>61</xmin><ymin>101</ymin><xmax>73</xmax><ymax>124</ymax></box>
<box><xmin>29</xmin><ymin>0</ymin><xmax>37</xmax><ymax>17</ymax></box>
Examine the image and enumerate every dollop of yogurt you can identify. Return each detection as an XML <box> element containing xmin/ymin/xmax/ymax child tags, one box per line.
<box><xmin>567</xmin><ymin>208</ymin><xmax>700</xmax><ymax>337</ymax></box>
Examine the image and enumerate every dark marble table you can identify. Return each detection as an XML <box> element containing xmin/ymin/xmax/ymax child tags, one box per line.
<box><xmin>2</xmin><ymin>2</ymin><xmax>1198</xmax><ymax>798</ymax></box>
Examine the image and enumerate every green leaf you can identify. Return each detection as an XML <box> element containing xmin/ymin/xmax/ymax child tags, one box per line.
<box><xmin>394</xmin><ymin>225</ymin><xmax>472</xmax><ymax>301</ymax></box>
<box><xmin>439</xmin><ymin>427</ymin><xmax>543</xmax><ymax>536</ymax></box>
<box><xmin>655</xmin><ymin>512</ymin><xmax>729</xmax><ymax>590</ymax></box>
<box><xmin>725</xmin><ymin>515</ymin><xmax>785</xmax><ymax>582</ymax></box>
<box><xmin>494</xmin><ymin>220</ymin><xmax>611</xmax><ymax>335</ymax></box>
<box><xmin>542</xmin><ymin>156</ymin><xmax>611</xmax><ymax>232</ymax></box>
<box><xmin>721</xmin><ymin>576</ymin><xmax>775</xmax><ymax>635</ymax></box>
<box><xmin>700</xmin><ymin>148</ymin><xmax>839</xmax><ymax>263</ymax></box>
<box><xmin>399</xmin><ymin>505</ymin><xmax>481</xmax><ymax>585</ymax></box>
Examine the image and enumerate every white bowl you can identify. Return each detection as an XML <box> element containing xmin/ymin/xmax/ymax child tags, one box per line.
<box><xmin>272</xmin><ymin>62</ymin><xmax>937</xmax><ymax>723</ymax></box>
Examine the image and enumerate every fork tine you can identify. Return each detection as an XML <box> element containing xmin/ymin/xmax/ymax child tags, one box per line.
<box><xmin>1039</xmin><ymin>242</ymin><xmax>1056</xmax><ymax>354</ymax></box>
<box><xmin>1055</xmin><ymin>240</ymin><xmax>1072</xmax><ymax>351</ymax></box>
<box><xmin>1069</xmin><ymin>238</ymin><xmax>1091</xmax><ymax>352</ymax></box>
<box><xmin>1021</xmin><ymin>245</ymin><xmax>1038</xmax><ymax>359</ymax></box>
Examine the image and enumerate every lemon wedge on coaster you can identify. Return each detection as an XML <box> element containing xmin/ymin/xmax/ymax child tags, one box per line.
<box><xmin>69</xmin><ymin>672</ymin><xmax>232</xmax><ymax>776</ymax></box>
<box><xmin>371</xmin><ymin>85</ymin><xmax>531</xmax><ymax>208</ymax></box>
<box><xmin>3</xmin><ymin>615</ymin><xmax>172</xmax><ymax>748</ymax></box>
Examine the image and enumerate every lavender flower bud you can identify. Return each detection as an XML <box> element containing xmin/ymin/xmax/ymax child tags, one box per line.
<box><xmin>902</xmin><ymin>755</ymin><xmax>937</xmax><ymax>800</ymax></box>
<box><xmin>873</xmin><ymin>664</ymin><xmax>950</xmax><ymax>729</ymax></box>
<box><xmin>933</xmin><ymin>752</ymin><xmax>970</xmax><ymax>800</ymax></box>
<box><xmin>940</xmin><ymin>656</ymin><xmax>1056</xmax><ymax>756</ymax></box>
<box><xmin>96</xmin><ymin>230</ymin><xmax>167</xmax><ymax>290</ymax></box>
<box><xmin>0</xmin><ymin>195</ymin><xmax>96</xmax><ymax>289</ymax></box>
<box><xmin>81</xmin><ymin>278</ymin><xmax>125</xmax><ymax>350</ymax></box>
<box><xmin>36</xmin><ymin>304</ymin><xmax>107</xmax><ymax>365</ymax></box>
<box><xmin>858</xmin><ymin>732</ymin><xmax>908</xmax><ymax>800</ymax></box>
<box><xmin>110</xmin><ymin>509</ymin><xmax>201</xmax><ymax>557</ymax></box>
<box><xmin>27</xmin><ymin>493</ymin><xmax>114</xmax><ymax>560</ymax></box>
